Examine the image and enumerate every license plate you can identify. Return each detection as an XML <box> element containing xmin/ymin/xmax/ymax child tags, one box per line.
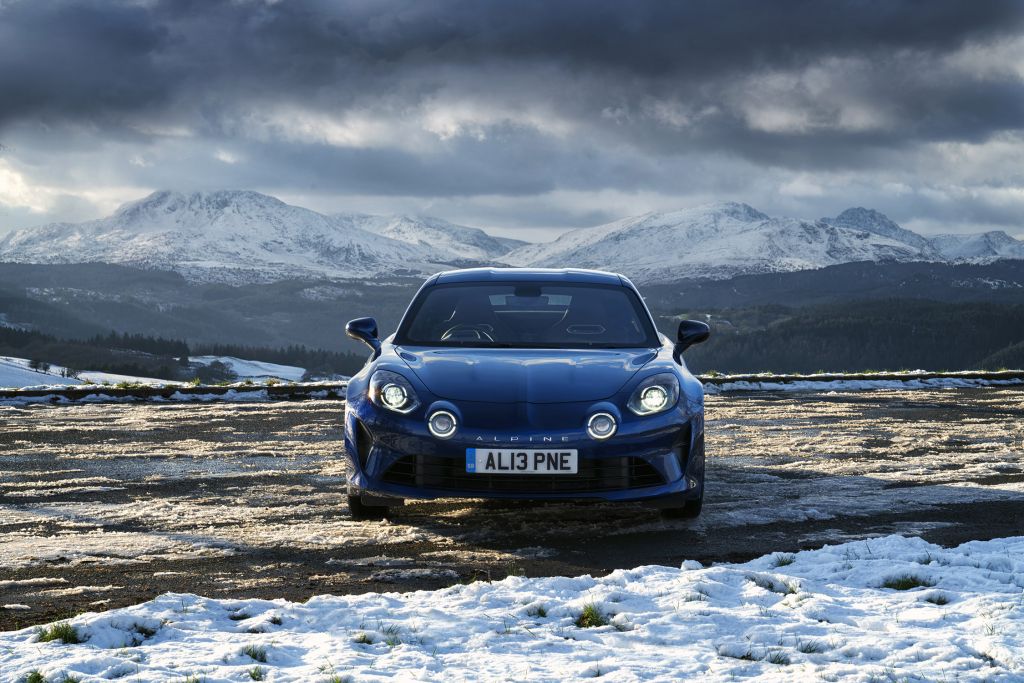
<box><xmin>466</xmin><ymin>448</ymin><xmax>578</xmax><ymax>474</ymax></box>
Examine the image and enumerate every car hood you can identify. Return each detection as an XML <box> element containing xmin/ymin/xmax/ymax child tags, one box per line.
<box><xmin>397</xmin><ymin>346</ymin><xmax>657</xmax><ymax>403</ymax></box>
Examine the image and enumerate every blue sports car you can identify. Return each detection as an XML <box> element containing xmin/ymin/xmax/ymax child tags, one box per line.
<box><xmin>343</xmin><ymin>268</ymin><xmax>709</xmax><ymax>519</ymax></box>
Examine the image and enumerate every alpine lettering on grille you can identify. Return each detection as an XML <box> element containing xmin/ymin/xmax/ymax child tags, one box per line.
<box><xmin>473</xmin><ymin>435</ymin><xmax>571</xmax><ymax>442</ymax></box>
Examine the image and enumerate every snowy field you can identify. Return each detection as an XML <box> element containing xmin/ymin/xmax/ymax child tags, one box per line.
<box><xmin>1</xmin><ymin>386</ymin><xmax>1023</xmax><ymax>681</ymax></box>
<box><xmin>2</xmin><ymin>362</ymin><xmax>1021</xmax><ymax>405</ymax></box>
<box><xmin>190</xmin><ymin>355</ymin><xmax>307</xmax><ymax>382</ymax></box>
<box><xmin>0</xmin><ymin>355</ymin><xmax>311</xmax><ymax>391</ymax></box>
<box><xmin>704</xmin><ymin>372</ymin><xmax>1024</xmax><ymax>394</ymax></box>
<box><xmin>0</xmin><ymin>356</ymin><xmax>82</xmax><ymax>388</ymax></box>
<box><xmin>1</xmin><ymin>535</ymin><xmax>1022</xmax><ymax>681</ymax></box>
<box><xmin>2</xmin><ymin>388</ymin><xmax>1023</xmax><ymax>621</ymax></box>
<box><xmin>0</xmin><ymin>355</ymin><xmax>174</xmax><ymax>390</ymax></box>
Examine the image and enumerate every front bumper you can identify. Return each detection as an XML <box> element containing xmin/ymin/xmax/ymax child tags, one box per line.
<box><xmin>343</xmin><ymin>395</ymin><xmax>705</xmax><ymax>504</ymax></box>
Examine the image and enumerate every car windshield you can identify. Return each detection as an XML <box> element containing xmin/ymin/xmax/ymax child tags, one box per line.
<box><xmin>395</xmin><ymin>282</ymin><xmax>661</xmax><ymax>348</ymax></box>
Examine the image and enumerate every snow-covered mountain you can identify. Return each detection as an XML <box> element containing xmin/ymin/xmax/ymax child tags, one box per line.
<box><xmin>334</xmin><ymin>213</ymin><xmax>527</xmax><ymax>262</ymax></box>
<box><xmin>503</xmin><ymin>202</ymin><xmax>1024</xmax><ymax>283</ymax></box>
<box><xmin>928</xmin><ymin>231</ymin><xmax>1024</xmax><ymax>261</ymax></box>
<box><xmin>826</xmin><ymin>208</ymin><xmax>1024</xmax><ymax>263</ymax></box>
<box><xmin>824</xmin><ymin>207</ymin><xmax>937</xmax><ymax>254</ymax></box>
<box><xmin>0</xmin><ymin>191</ymin><xmax>518</xmax><ymax>283</ymax></box>
<box><xmin>1</xmin><ymin>192</ymin><xmax>1020</xmax><ymax>285</ymax></box>
<box><xmin>503</xmin><ymin>202</ymin><xmax>931</xmax><ymax>282</ymax></box>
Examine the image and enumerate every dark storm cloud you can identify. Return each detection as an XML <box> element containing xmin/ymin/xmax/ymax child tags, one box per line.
<box><xmin>3</xmin><ymin>0</ymin><xmax>1021</xmax><ymax>127</ymax></box>
<box><xmin>1</xmin><ymin>0</ymin><xmax>1023</xmax><ymax>233</ymax></box>
<box><xmin>0</xmin><ymin>2</ymin><xmax>174</xmax><ymax>123</ymax></box>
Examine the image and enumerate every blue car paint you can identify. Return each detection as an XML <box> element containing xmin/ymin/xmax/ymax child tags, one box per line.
<box><xmin>343</xmin><ymin>268</ymin><xmax>706</xmax><ymax>506</ymax></box>
<box><xmin>399</xmin><ymin>347</ymin><xmax>656</xmax><ymax>403</ymax></box>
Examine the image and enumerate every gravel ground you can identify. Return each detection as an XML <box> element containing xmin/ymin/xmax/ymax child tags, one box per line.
<box><xmin>1</xmin><ymin>387</ymin><xmax>1022</xmax><ymax>630</ymax></box>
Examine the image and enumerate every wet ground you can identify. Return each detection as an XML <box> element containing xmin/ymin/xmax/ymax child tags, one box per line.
<box><xmin>1</xmin><ymin>387</ymin><xmax>1022</xmax><ymax>630</ymax></box>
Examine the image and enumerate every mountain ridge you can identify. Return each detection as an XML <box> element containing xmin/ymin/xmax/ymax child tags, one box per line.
<box><xmin>0</xmin><ymin>191</ymin><xmax>483</xmax><ymax>283</ymax></box>
<box><xmin>1</xmin><ymin>191</ymin><xmax>1021</xmax><ymax>285</ymax></box>
<box><xmin>503</xmin><ymin>201</ymin><xmax>1024</xmax><ymax>282</ymax></box>
<box><xmin>825</xmin><ymin>207</ymin><xmax>936</xmax><ymax>253</ymax></box>
<box><xmin>332</xmin><ymin>212</ymin><xmax>527</xmax><ymax>261</ymax></box>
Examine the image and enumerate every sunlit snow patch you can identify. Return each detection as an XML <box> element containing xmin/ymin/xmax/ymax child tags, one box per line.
<box><xmin>189</xmin><ymin>356</ymin><xmax>307</xmax><ymax>382</ymax></box>
<box><xmin>1</xmin><ymin>535</ymin><xmax>1022</xmax><ymax>681</ymax></box>
<box><xmin>704</xmin><ymin>372</ymin><xmax>1024</xmax><ymax>394</ymax></box>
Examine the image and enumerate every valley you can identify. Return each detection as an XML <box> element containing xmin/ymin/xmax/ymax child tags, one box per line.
<box><xmin>1</xmin><ymin>191</ymin><xmax>1023</xmax><ymax>380</ymax></box>
<box><xmin>2</xmin><ymin>261</ymin><xmax>1024</xmax><ymax>380</ymax></box>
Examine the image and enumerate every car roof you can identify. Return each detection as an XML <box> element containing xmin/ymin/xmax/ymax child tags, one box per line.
<box><xmin>432</xmin><ymin>267</ymin><xmax>626</xmax><ymax>286</ymax></box>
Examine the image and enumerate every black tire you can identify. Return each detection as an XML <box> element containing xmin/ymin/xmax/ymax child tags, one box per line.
<box><xmin>660</xmin><ymin>496</ymin><xmax>703</xmax><ymax>519</ymax></box>
<box><xmin>347</xmin><ymin>494</ymin><xmax>390</xmax><ymax>520</ymax></box>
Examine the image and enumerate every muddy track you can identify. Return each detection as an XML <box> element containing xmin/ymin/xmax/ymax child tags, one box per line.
<box><xmin>2</xmin><ymin>387</ymin><xmax>1022</xmax><ymax>630</ymax></box>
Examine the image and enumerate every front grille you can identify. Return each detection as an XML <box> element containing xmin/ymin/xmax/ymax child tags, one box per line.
<box><xmin>381</xmin><ymin>454</ymin><xmax>665</xmax><ymax>493</ymax></box>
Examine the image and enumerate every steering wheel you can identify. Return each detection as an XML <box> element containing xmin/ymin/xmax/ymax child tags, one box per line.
<box><xmin>440</xmin><ymin>323</ymin><xmax>495</xmax><ymax>342</ymax></box>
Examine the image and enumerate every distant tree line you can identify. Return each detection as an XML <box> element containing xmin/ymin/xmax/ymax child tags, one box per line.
<box><xmin>6</xmin><ymin>297</ymin><xmax>1020</xmax><ymax>381</ymax></box>
<box><xmin>1</xmin><ymin>325</ymin><xmax>368</xmax><ymax>380</ymax></box>
<box><xmin>0</xmin><ymin>326</ymin><xmax>187</xmax><ymax>380</ymax></box>
<box><xmin>681</xmin><ymin>299</ymin><xmax>1024</xmax><ymax>374</ymax></box>
<box><xmin>87</xmin><ymin>331</ymin><xmax>190</xmax><ymax>358</ymax></box>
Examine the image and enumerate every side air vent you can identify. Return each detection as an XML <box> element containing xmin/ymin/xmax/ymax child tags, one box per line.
<box><xmin>674</xmin><ymin>422</ymin><xmax>692</xmax><ymax>472</ymax></box>
<box><xmin>354</xmin><ymin>419</ymin><xmax>374</xmax><ymax>470</ymax></box>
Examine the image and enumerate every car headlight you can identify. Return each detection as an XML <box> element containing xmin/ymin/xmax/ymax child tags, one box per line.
<box><xmin>627</xmin><ymin>373</ymin><xmax>680</xmax><ymax>416</ymax></box>
<box><xmin>369</xmin><ymin>370</ymin><xmax>420</xmax><ymax>414</ymax></box>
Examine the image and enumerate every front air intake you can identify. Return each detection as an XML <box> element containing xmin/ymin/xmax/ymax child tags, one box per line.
<box><xmin>381</xmin><ymin>455</ymin><xmax>664</xmax><ymax>493</ymax></box>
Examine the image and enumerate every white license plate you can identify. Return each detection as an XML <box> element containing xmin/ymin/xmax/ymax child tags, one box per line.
<box><xmin>466</xmin><ymin>448</ymin><xmax>578</xmax><ymax>474</ymax></box>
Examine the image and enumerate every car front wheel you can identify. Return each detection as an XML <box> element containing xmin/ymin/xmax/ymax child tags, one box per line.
<box><xmin>347</xmin><ymin>494</ymin><xmax>390</xmax><ymax>520</ymax></box>
<box><xmin>660</xmin><ymin>496</ymin><xmax>703</xmax><ymax>519</ymax></box>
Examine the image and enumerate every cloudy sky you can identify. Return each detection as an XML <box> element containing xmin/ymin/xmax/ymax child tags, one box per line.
<box><xmin>1</xmin><ymin>0</ymin><xmax>1022</xmax><ymax>240</ymax></box>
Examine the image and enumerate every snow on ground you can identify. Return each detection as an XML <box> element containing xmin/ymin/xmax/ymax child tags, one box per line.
<box><xmin>1</xmin><ymin>354</ymin><xmax>311</xmax><ymax>390</ymax></box>
<box><xmin>0</xmin><ymin>356</ymin><xmax>170</xmax><ymax>389</ymax></box>
<box><xmin>0</xmin><ymin>386</ymin><xmax>355</xmax><ymax>406</ymax></box>
<box><xmin>0</xmin><ymin>499</ymin><xmax>442</xmax><ymax>571</ymax></box>
<box><xmin>74</xmin><ymin>370</ymin><xmax>170</xmax><ymax>386</ymax></box>
<box><xmin>0</xmin><ymin>519</ymin><xmax>237</xmax><ymax>570</ymax></box>
<box><xmin>2</xmin><ymin>390</ymin><xmax>1023</xmax><ymax>676</ymax></box>
<box><xmin>1</xmin><ymin>535</ymin><xmax>1022</xmax><ymax>682</ymax></box>
<box><xmin>3</xmin><ymin>369</ymin><xmax>1022</xmax><ymax>406</ymax></box>
<box><xmin>191</xmin><ymin>355</ymin><xmax>306</xmax><ymax>381</ymax></box>
<box><xmin>0</xmin><ymin>356</ymin><xmax>80</xmax><ymax>388</ymax></box>
<box><xmin>704</xmin><ymin>373</ymin><xmax>1024</xmax><ymax>394</ymax></box>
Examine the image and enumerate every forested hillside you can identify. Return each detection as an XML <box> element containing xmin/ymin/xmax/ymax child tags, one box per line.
<box><xmin>0</xmin><ymin>327</ymin><xmax>189</xmax><ymax>380</ymax></box>
<box><xmin>2</xmin><ymin>262</ymin><xmax>1023</xmax><ymax>377</ymax></box>
<box><xmin>679</xmin><ymin>300</ymin><xmax>1024</xmax><ymax>374</ymax></box>
<box><xmin>0</xmin><ymin>327</ymin><xmax>367</xmax><ymax>380</ymax></box>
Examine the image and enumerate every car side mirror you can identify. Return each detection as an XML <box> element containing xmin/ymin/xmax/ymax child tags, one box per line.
<box><xmin>346</xmin><ymin>317</ymin><xmax>382</xmax><ymax>359</ymax></box>
<box><xmin>674</xmin><ymin>319</ymin><xmax>710</xmax><ymax>363</ymax></box>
